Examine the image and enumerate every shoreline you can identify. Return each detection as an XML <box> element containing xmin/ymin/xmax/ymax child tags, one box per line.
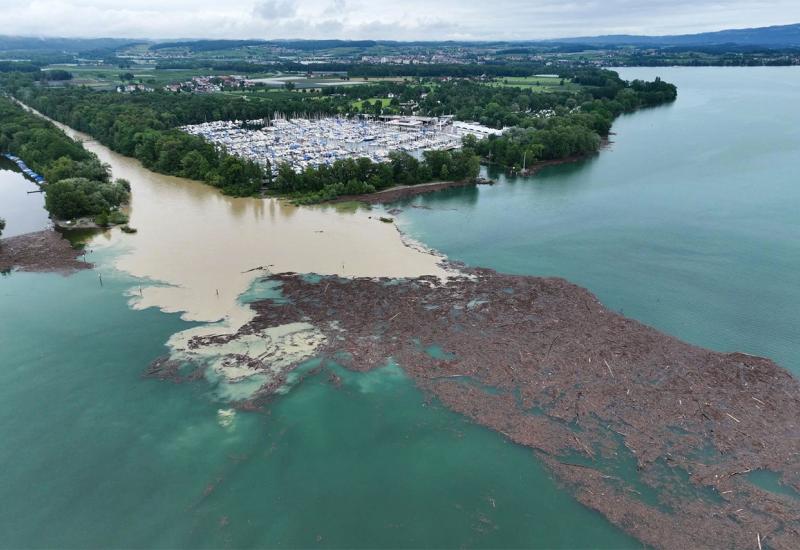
<box><xmin>518</xmin><ymin>136</ymin><xmax>612</xmax><ymax>176</ymax></box>
<box><xmin>19</xmin><ymin>99</ymin><xmax>454</xmax><ymax>327</ymax></box>
<box><xmin>328</xmin><ymin>179</ymin><xmax>480</xmax><ymax>204</ymax></box>
<box><xmin>326</xmin><ymin>137</ymin><xmax>613</xmax><ymax>205</ymax></box>
<box><xmin>0</xmin><ymin>229</ymin><xmax>92</xmax><ymax>273</ymax></box>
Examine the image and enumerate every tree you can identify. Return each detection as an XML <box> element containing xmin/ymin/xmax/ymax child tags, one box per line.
<box><xmin>461</xmin><ymin>133</ymin><xmax>478</xmax><ymax>151</ymax></box>
<box><xmin>180</xmin><ymin>150</ymin><xmax>211</xmax><ymax>180</ymax></box>
<box><xmin>44</xmin><ymin>178</ymin><xmax>129</xmax><ymax>220</ymax></box>
<box><xmin>0</xmin><ymin>217</ymin><xmax>5</xmax><ymax>237</ymax></box>
<box><xmin>44</xmin><ymin>156</ymin><xmax>109</xmax><ymax>183</ymax></box>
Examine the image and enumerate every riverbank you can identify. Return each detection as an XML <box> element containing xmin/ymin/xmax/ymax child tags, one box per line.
<box><xmin>163</xmin><ymin>268</ymin><xmax>800</xmax><ymax>550</ymax></box>
<box><xmin>0</xmin><ymin>230</ymin><xmax>91</xmax><ymax>273</ymax></box>
<box><xmin>520</xmin><ymin>137</ymin><xmax>612</xmax><ymax>176</ymax></box>
<box><xmin>327</xmin><ymin>179</ymin><xmax>482</xmax><ymax>205</ymax></box>
<box><xmin>53</xmin><ymin>215</ymin><xmax>130</xmax><ymax>231</ymax></box>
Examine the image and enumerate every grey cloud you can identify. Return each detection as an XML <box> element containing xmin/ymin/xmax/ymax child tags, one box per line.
<box><xmin>323</xmin><ymin>0</ymin><xmax>349</xmax><ymax>17</ymax></box>
<box><xmin>254</xmin><ymin>0</ymin><xmax>298</xmax><ymax>20</ymax></box>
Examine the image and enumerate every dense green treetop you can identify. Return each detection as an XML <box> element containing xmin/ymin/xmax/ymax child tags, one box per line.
<box><xmin>0</xmin><ymin>96</ymin><xmax>125</xmax><ymax>220</ymax></box>
<box><xmin>274</xmin><ymin>149</ymin><xmax>481</xmax><ymax>204</ymax></box>
<box><xmin>44</xmin><ymin>177</ymin><xmax>129</xmax><ymax>220</ymax></box>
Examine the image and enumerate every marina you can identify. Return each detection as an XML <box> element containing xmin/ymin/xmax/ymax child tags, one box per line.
<box><xmin>181</xmin><ymin>116</ymin><xmax>499</xmax><ymax>173</ymax></box>
<box><xmin>2</xmin><ymin>153</ymin><xmax>47</xmax><ymax>186</ymax></box>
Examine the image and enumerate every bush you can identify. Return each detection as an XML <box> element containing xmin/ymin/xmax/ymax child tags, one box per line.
<box><xmin>94</xmin><ymin>212</ymin><xmax>109</xmax><ymax>227</ymax></box>
<box><xmin>107</xmin><ymin>210</ymin><xmax>128</xmax><ymax>225</ymax></box>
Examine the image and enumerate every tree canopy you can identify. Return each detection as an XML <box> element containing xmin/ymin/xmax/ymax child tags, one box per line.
<box><xmin>44</xmin><ymin>177</ymin><xmax>129</xmax><ymax>220</ymax></box>
<box><xmin>0</xmin><ymin>96</ymin><xmax>123</xmax><ymax>219</ymax></box>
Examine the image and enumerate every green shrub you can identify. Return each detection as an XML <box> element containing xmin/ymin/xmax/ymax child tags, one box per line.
<box><xmin>107</xmin><ymin>210</ymin><xmax>128</xmax><ymax>225</ymax></box>
<box><xmin>94</xmin><ymin>212</ymin><xmax>109</xmax><ymax>227</ymax></box>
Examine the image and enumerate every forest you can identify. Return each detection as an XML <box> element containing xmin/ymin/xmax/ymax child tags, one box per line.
<box><xmin>459</xmin><ymin>70</ymin><xmax>678</xmax><ymax>169</ymax></box>
<box><xmin>15</xmin><ymin>86</ymin><xmax>289</xmax><ymax>196</ymax></box>
<box><xmin>0</xmin><ymin>97</ymin><xmax>97</xmax><ymax>175</ymax></box>
<box><xmin>11</xmin><ymin>84</ymin><xmax>483</xmax><ymax>200</ymax></box>
<box><xmin>0</xmin><ymin>96</ymin><xmax>129</xmax><ymax>221</ymax></box>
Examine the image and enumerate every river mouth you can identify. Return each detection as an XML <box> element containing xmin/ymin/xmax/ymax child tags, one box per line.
<box><xmin>12</xmin><ymin>67</ymin><xmax>800</xmax><ymax>549</ymax></box>
<box><xmin>19</xmin><ymin>102</ymin><xmax>453</xmax><ymax>330</ymax></box>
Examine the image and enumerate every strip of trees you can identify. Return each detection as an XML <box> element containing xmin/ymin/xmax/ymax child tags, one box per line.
<box><xmin>17</xmin><ymin>85</ymin><xmax>350</xmax><ymax>196</ymax></box>
<box><xmin>274</xmin><ymin>150</ymin><xmax>481</xmax><ymax>204</ymax></box>
<box><xmin>0</xmin><ymin>96</ymin><xmax>128</xmax><ymax>220</ymax></box>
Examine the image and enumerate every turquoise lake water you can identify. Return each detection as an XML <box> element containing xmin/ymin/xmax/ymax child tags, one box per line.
<box><xmin>0</xmin><ymin>255</ymin><xmax>635</xmax><ymax>548</ymax></box>
<box><xmin>393</xmin><ymin>67</ymin><xmax>800</xmax><ymax>375</ymax></box>
<box><xmin>2</xmin><ymin>66</ymin><xmax>798</xmax><ymax>548</ymax></box>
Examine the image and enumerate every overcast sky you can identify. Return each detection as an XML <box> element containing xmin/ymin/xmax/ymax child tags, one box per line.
<box><xmin>2</xmin><ymin>0</ymin><xmax>800</xmax><ymax>41</ymax></box>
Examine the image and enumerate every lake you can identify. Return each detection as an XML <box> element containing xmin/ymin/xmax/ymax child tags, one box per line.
<box><xmin>1</xmin><ymin>66</ymin><xmax>798</xmax><ymax>548</ymax></box>
<box><xmin>392</xmin><ymin>66</ymin><xmax>800</xmax><ymax>376</ymax></box>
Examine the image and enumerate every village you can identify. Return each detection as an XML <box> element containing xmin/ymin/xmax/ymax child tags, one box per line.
<box><xmin>181</xmin><ymin>115</ymin><xmax>504</xmax><ymax>173</ymax></box>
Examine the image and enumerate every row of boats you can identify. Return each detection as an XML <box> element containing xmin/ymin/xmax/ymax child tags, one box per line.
<box><xmin>182</xmin><ymin>117</ymin><xmax>465</xmax><ymax>174</ymax></box>
<box><xmin>2</xmin><ymin>153</ymin><xmax>47</xmax><ymax>185</ymax></box>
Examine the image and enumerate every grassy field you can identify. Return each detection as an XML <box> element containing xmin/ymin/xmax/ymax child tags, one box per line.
<box><xmin>490</xmin><ymin>75</ymin><xmax>581</xmax><ymax>92</ymax></box>
<box><xmin>350</xmin><ymin>97</ymin><xmax>393</xmax><ymax>109</ymax></box>
<box><xmin>43</xmin><ymin>62</ymin><xmax>412</xmax><ymax>91</ymax></box>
